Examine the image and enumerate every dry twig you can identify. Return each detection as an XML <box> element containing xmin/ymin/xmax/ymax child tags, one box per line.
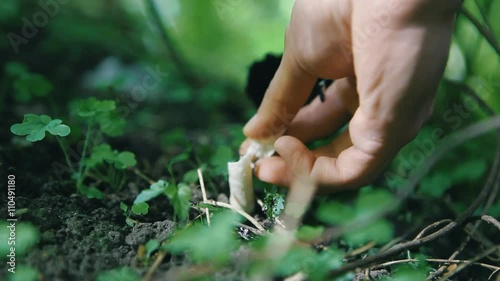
<box><xmin>203</xmin><ymin>200</ymin><xmax>265</xmax><ymax>232</ymax></box>
<box><xmin>197</xmin><ymin>168</ymin><xmax>211</xmax><ymax>226</ymax></box>
<box><xmin>482</xmin><ymin>215</ymin><xmax>500</xmax><ymax>231</ymax></box>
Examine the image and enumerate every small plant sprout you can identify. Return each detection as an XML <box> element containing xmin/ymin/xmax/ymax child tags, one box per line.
<box><xmin>228</xmin><ymin>138</ymin><xmax>275</xmax><ymax>213</ymax></box>
<box><xmin>10</xmin><ymin>114</ymin><xmax>73</xmax><ymax>169</ymax></box>
<box><xmin>134</xmin><ymin>179</ymin><xmax>192</xmax><ymax>223</ymax></box>
<box><xmin>10</xmin><ymin>97</ymin><xmax>136</xmax><ymax>198</ymax></box>
<box><xmin>10</xmin><ymin>114</ymin><xmax>71</xmax><ymax>142</ymax></box>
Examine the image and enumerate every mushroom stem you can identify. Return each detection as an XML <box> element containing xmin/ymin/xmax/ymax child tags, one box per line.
<box><xmin>228</xmin><ymin>138</ymin><xmax>276</xmax><ymax>214</ymax></box>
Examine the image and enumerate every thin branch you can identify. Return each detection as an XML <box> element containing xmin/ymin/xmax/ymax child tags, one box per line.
<box><xmin>142</xmin><ymin>251</ymin><xmax>168</xmax><ymax>281</ymax></box>
<box><xmin>131</xmin><ymin>167</ymin><xmax>155</xmax><ymax>185</ymax></box>
<box><xmin>460</xmin><ymin>7</ymin><xmax>500</xmax><ymax>56</ymax></box>
<box><xmin>203</xmin><ymin>200</ymin><xmax>265</xmax><ymax>232</ymax></box>
<box><xmin>345</xmin><ymin>241</ymin><xmax>376</xmax><ymax>258</ymax></box>
<box><xmin>437</xmin><ymin>247</ymin><xmax>500</xmax><ymax>281</ymax></box>
<box><xmin>327</xmin><ymin>116</ymin><xmax>500</xmax><ymax>277</ymax></box>
<box><xmin>197</xmin><ymin>168</ymin><xmax>211</xmax><ymax>226</ymax></box>
<box><xmin>482</xmin><ymin>215</ymin><xmax>500</xmax><ymax>231</ymax></box>
<box><xmin>371</xmin><ymin>255</ymin><xmax>500</xmax><ymax>273</ymax></box>
<box><xmin>430</xmin><ymin>82</ymin><xmax>500</xmax><ymax>279</ymax></box>
<box><xmin>324</xmin><ymin>80</ymin><xmax>500</xmax><ymax>278</ymax></box>
<box><xmin>412</xmin><ymin>219</ymin><xmax>453</xmax><ymax>240</ymax></box>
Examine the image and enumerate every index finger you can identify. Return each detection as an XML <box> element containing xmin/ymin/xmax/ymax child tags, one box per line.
<box><xmin>243</xmin><ymin>54</ymin><xmax>317</xmax><ymax>140</ymax></box>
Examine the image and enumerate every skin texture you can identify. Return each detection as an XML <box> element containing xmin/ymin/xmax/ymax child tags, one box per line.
<box><xmin>242</xmin><ymin>0</ymin><xmax>462</xmax><ymax>190</ymax></box>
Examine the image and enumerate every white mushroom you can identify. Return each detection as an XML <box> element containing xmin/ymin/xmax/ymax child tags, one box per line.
<box><xmin>228</xmin><ymin>138</ymin><xmax>275</xmax><ymax>213</ymax></box>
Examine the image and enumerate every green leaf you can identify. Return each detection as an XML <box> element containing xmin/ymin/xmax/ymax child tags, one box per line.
<box><xmin>95</xmin><ymin>267</ymin><xmax>140</xmax><ymax>281</ymax></box>
<box><xmin>7</xmin><ymin>265</ymin><xmax>38</xmax><ymax>281</ymax></box>
<box><xmin>275</xmin><ymin>246</ymin><xmax>317</xmax><ymax>276</ymax></box>
<box><xmin>308</xmin><ymin>248</ymin><xmax>344</xmax><ymax>281</ymax></box>
<box><xmin>210</xmin><ymin>146</ymin><xmax>233</xmax><ymax>172</ymax></box>
<box><xmin>131</xmin><ymin>202</ymin><xmax>149</xmax><ymax>215</ymax></box>
<box><xmin>119</xmin><ymin>202</ymin><xmax>128</xmax><ymax>213</ymax></box>
<box><xmin>315</xmin><ymin>201</ymin><xmax>356</xmax><ymax>225</ymax></box>
<box><xmin>380</xmin><ymin>264</ymin><xmax>428</xmax><ymax>281</ymax></box>
<box><xmin>80</xmin><ymin>186</ymin><xmax>104</xmax><ymax>199</ymax></box>
<box><xmin>13</xmin><ymin>73</ymin><xmax>53</xmax><ymax>101</ymax></box>
<box><xmin>4</xmin><ymin>61</ymin><xmax>28</xmax><ymax>77</ymax></box>
<box><xmin>166</xmin><ymin>211</ymin><xmax>240</xmax><ymax>264</ymax></box>
<box><xmin>162</xmin><ymin>128</ymin><xmax>189</xmax><ymax>146</ymax></box>
<box><xmin>168</xmin><ymin>147</ymin><xmax>191</xmax><ymax>168</ymax></box>
<box><xmin>452</xmin><ymin>159</ymin><xmax>488</xmax><ymax>182</ymax></box>
<box><xmin>182</xmin><ymin>169</ymin><xmax>199</xmax><ymax>184</ymax></box>
<box><xmin>344</xmin><ymin>219</ymin><xmax>393</xmax><ymax>246</ymax></box>
<box><xmin>264</xmin><ymin>186</ymin><xmax>285</xmax><ymax>219</ymax></box>
<box><xmin>86</xmin><ymin>144</ymin><xmax>136</xmax><ymax>170</ymax></box>
<box><xmin>170</xmin><ymin>183</ymin><xmax>192</xmax><ymax>222</ymax></box>
<box><xmin>296</xmin><ymin>225</ymin><xmax>324</xmax><ymax>242</ymax></box>
<box><xmin>145</xmin><ymin>239</ymin><xmax>160</xmax><ymax>258</ymax></box>
<box><xmin>420</xmin><ymin>173</ymin><xmax>453</xmax><ymax>198</ymax></box>
<box><xmin>134</xmin><ymin>180</ymin><xmax>168</xmax><ymax>204</ymax></box>
<box><xmin>355</xmin><ymin>188</ymin><xmax>394</xmax><ymax>218</ymax></box>
<box><xmin>97</xmin><ymin>110</ymin><xmax>126</xmax><ymax>137</ymax></box>
<box><xmin>115</xmin><ymin>152</ymin><xmax>137</xmax><ymax>168</ymax></box>
<box><xmin>125</xmin><ymin>217</ymin><xmax>135</xmax><ymax>227</ymax></box>
<box><xmin>0</xmin><ymin>222</ymin><xmax>39</xmax><ymax>258</ymax></box>
<box><xmin>76</xmin><ymin>97</ymin><xmax>116</xmax><ymax>117</ymax></box>
<box><xmin>10</xmin><ymin>114</ymin><xmax>71</xmax><ymax>142</ymax></box>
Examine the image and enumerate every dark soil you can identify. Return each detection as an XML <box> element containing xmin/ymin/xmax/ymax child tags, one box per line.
<box><xmin>0</xmin><ymin>137</ymin><xmax>180</xmax><ymax>281</ymax></box>
<box><xmin>0</xmin><ymin>175</ymin><xmax>186</xmax><ymax>281</ymax></box>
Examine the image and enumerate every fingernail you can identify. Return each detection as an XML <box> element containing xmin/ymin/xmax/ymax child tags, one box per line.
<box><xmin>243</xmin><ymin>114</ymin><xmax>258</xmax><ymax>134</ymax></box>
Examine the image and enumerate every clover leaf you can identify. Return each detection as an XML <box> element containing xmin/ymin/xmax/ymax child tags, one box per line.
<box><xmin>131</xmin><ymin>202</ymin><xmax>149</xmax><ymax>215</ymax></box>
<box><xmin>73</xmin><ymin>97</ymin><xmax>125</xmax><ymax>137</ymax></box>
<box><xmin>76</xmin><ymin>97</ymin><xmax>116</xmax><ymax>117</ymax></box>
<box><xmin>14</xmin><ymin>73</ymin><xmax>53</xmax><ymax>100</ymax></box>
<box><xmin>98</xmin><ymin>110</ymin><xmax>126</xmax><ymax>137</ymax></box>
<box><xmin>86</xmin><ymin>144</ymin><xmax>137</xmax><ymax>169</ymax></box>
<box><xmin>79</xmin><ymin>185</ymin><xmax>104</xmax><ymax>199</ymax></box>
<box><xmin>10</xmin><ymin>114</ymin><xmax>71</xmax><ymax>142</ymax></box>
<box><xmin>4</xmin><ymin>61</ymin><xmax>28</xmax><ymax>77</ymax></box>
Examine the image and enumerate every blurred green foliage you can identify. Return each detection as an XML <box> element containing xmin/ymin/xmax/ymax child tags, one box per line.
<box><xmin>1</xmin><ymin>0</ymin><xmax>499</xmax><ymax>280</ymax></box>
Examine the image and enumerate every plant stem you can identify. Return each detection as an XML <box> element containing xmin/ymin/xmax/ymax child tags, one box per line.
<box><xmin>77</xmin><ymin>120</ymin><xmax>92</xmax><ymax>190</ymax></box>
<box><xmin>144</xmin><ymin>0</ymin><xmax>202</xmax><ymax>87</ymax></box>
<box><xmin>56</xmin><ymin>136</ymin><xmax>75</xmax><ymax>174</ymax></box>
<box><xmin>461</xmin><ymin>7</ymin><xmax>500</xmax><ymax>56</ymax></box>
<box><xmin>131</xmin><ymin>167</ymin><xmax>155</xmax><ymax>184</ymax></box>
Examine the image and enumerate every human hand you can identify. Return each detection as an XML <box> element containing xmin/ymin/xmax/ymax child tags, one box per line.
<box><xmin>242</xmin><ymin>0</ymin><xmax>461</xmax><ymax>190</ymax></box>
